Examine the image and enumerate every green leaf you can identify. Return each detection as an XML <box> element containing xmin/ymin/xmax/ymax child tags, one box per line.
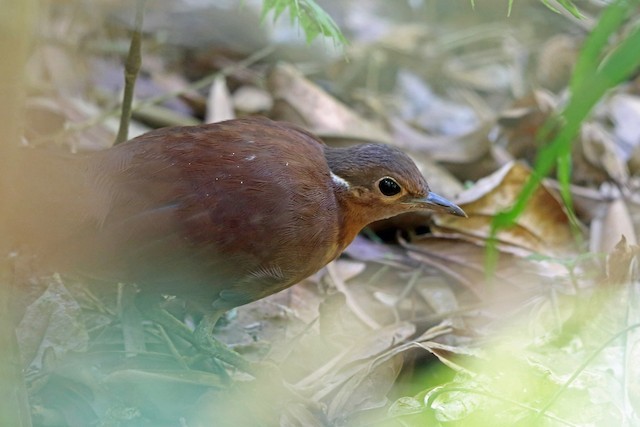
<box><xmin>260</xmin><ymin>0</ymin><xmax>347</xmax><ymax>46</ymax></box>
<box><xmin>540</xmin><ymin>0</ymin><xmax>562</xmax><ymax>15</ymax></box>
<box><xmin>554</xmin><ymin>0</ymin><xmax>583</xmax><ymax>18</ymax></box>
<box><xmin>540</xmin><ymin>0</ymin><xmax>583</xmax><ymax>18</ymax></box>
<box><xmin>570</xmin><ymin>0</ymin><xmax>627</xmax><ymax>92</ymax></box>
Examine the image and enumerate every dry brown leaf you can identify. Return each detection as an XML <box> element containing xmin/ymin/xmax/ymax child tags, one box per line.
<box><xmin>331</xmin><ymin>259</ymin><xmax>367</xmax><ymax>283</ymax></box>
<box><xmin>609</xmin><ymin>94</ymin><xmax>640</xmax><ymax>156</ymax></box>
<box><xmin>404</xmin><ymin>237</ymin><xmax>559</xmax><ymax>298</ymax></box>
<box><xmin>604</xmin><ymin>236</ymin><xmax>640</xmax><ymax>286</ymax></box>
<box><xmin>268</xmin><ymin>63</ymin><xmax>393</xmax><ymax>144</ymax></box>
<box><xmin>326</xmin><ymin>355</ymin><xmax>403</xmax><ymax>421</ymax></box>
<box><xmin>498</xmin><ymin>90</ymin><xmax>557</xmax><ymax>164</ymax></box>
<box><xmin>415</xmin><ymin>280</ymin><xmax>460</xmax><ymax>318</ymax></box>
<box><xmin>343</xmin><ymin>235</ymin><xmax>414</xmax><ymax>268</ymax></box>
<box><xmin>392</xmin><ymin>70</ymin><xmax>485</xmax><ymax>135</ymax></box>
<box><xmin>205</xmin><ymin>74</ymin><xmax>235</xmax><ymax>123</ymax></box>
<box><xmin>16</xmin><ymin>275</ymin><xmax>89</xmax><ymax>370</ymax></box>
<box><xmin>590</xmin><ymin>196</ymin><xmax>637</xmax><ymax>255</ymax></box>
<box><xmin>327</xmin><ymin>262</ymin><xmax>380</xmax><ymax>329</ymax></box>
<box><xmin>151</xmin><ymin>70</ymin><xmax>207</xmax><ymax>113</ymax></box>
<box><xmin>579</xmin><ymin>122</ymin><xmax>628</xmax><ymax>183</ymax></box>
<box><xmin>535</xmin><ymin>34</ymin><xmax>579</xmax><ymax>92</ymax></box>
<box><xmin>543</xmin><ymin>179</ymin><xmax>605</xmax><ymax>223</ymax></box>
<box><xmin>422</xmin><ymin>341</ymin><xmax>480</xmax><ymax>373</ymax></box>
<box><xmin>296</xmin><ymin>322</ymin><xmax>415</xmax><ymax>395</ymax></box>
<box><xmin>232</xmin><ymin>85</ymin><xmax>273</xmax><ymax>114</ymax></box>
<box><xmin>432</xmin><ymin>162</ymin><xmax>576</xmax><ymax>257</ymax></box>
<box><xmin>390</xmin><ymin>117</ymin><xmax>494</xmax><ymax>164</ymax></box>
<box><xmin>213</xmin><ymin>286</ymin><xmax>302</xmax><ymax>359</ymax></box>
<box><xmin>324</xmin><ymin>257</ymin><xmax>449</xmax><ymax>328</ymax></box>
<box><xmin>446</xmin><ymin>60</ymin><xmax>512</xmax><ymax>92</ymax></box>
<box><xmin>24</xmin><ymin>96</ymin><xmax>124</xmax><ymax>151</ymax></box>
<box><xmin>39</xmin><ymin>44</ymin><xmax>86</xmax><ymax>94</ymax></box>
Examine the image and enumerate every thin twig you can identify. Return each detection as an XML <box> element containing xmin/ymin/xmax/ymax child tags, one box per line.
<box><xmin>60</xmin><ymin>45</ymin><xmax>275</xmax><ymax>142</ymax></box>
<box><xmin>114</xmin><ymin>0</ymin><xmax>146</xmax><ymax>145</ymax></box>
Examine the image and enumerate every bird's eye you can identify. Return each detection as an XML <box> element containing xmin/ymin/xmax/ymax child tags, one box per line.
<box><xmin>378</xmin><ymin>177</ymin><xmax>402</xmax><ymax>196</ymax></box>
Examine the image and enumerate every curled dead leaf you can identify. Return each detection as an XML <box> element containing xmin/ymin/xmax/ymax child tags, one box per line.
<box><xmin>590</xmin><ymin>195</ymin><xmax>637</xmax><ymax>255</ymax></box>
<box><xmin>432</xmin><ymin>162</ymin><xmax>576</xmax><ymax>257</ymax></box>
<box><xmin>604</xmin><ymin>236</ymin><xmax>640</xmax><ymax>286</ymax></box>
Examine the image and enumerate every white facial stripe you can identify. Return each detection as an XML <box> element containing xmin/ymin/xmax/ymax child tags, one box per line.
<box><xmin>331</xmin><ymin>172</ymin><xmax>350</xmax><ymax>189</ymax></box>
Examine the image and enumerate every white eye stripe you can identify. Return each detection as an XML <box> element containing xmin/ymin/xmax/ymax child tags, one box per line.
<box><xmin>331</xmin><ymin>172</ymin><xmax>350</xmax><ymax>189</ymax></box>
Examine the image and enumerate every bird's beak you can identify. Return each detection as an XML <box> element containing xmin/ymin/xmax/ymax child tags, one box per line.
<box><xmin>416</xmin><ymin>192</ymin><xmax>467</xmax><ymax>217</ymax></box>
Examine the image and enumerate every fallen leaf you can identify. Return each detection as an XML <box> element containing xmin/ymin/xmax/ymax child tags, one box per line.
<box><xmin>497</xmin><ymin>90</ymin><xmax>557</xmax><ymax>164</ymax></box>
<box><xmin>579</xmin><ymin>122</ymin><xmax>628</xmax><ymax>184</ymax></box>
<box><xmin>432</xmin><ymin>162</ymin><xmax>576</xmax><ymax>257</ymax></box>
<box><xmin>268</xmin><ymin>63</ymin><xmax>393</xmax><ymax>144</ymax></box>
<box><xmin>390</xmin><ymin>116</ymin><xmax>494</xmax><ymax>164</ymax></box>
<box><xmin>326</xmin><ymin>354</ymin><xmax>403</xmax><ymax>421</ymax></box>
<box><xmin>16</xmin><ymin>275</ymin><xmax>89</xmax><ymax>370</ymax></box>
<box><xmin>206</xmin><ymin>74</ymin><xmax>235</xmax><ymax>123</ymax></box>
<box><xmin>535</xmin><ymin>34</ymin><xmax>579</xmax><ymax>92</ymax></box>
<box><xmin>232</xmin><ymin>85</ymin><xmax>273</xmax><ymax>113</ymax></box>
<box><xmin>609</xmin><ymin>94</ymin><xmax>640</xmax><ymax>156</ymax></box>
<box><xmin>404</xmin><ymin>237</ymin><xmax>561</xmax><ymax>299</ymax></box>
<box><xmin>295</xmin><ymin>322</ymin><xmax>416</xmax><ymax>397</ymax></box>
<box><xmin>604</xmin><ymin>236</ymin><xmax>640</xmax><ymax>286</ymax></box>
<box><xmin>590</xmin><ymin>196</ymin><xmax>637</xmax><ymax>256</ymax></box>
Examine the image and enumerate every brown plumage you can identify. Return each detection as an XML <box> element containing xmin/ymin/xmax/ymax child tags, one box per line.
<box><xmin>18</xmin><ymin>117</ymin><xmax>465</xmax><ymax>366</ymax></box>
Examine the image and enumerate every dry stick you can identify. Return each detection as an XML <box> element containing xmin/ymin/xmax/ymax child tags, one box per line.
<box><xmin>114</xmin><ymin>0</ymin><xmax>146</xmax><ymax>145</ymax></box>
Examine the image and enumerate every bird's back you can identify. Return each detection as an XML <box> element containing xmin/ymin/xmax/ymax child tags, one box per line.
<box><xmin>32</xmin><ymin>118</ymin><xmax>342</xmax><ymax>306</ymax></box>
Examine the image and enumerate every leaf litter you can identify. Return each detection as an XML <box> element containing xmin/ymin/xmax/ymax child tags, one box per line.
<box><xmin>10</xmin><ymin>1</ymin><xmax>640</xmax><ymax>426</ymax></box>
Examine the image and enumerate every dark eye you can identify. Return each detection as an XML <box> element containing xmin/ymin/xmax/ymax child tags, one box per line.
<box><xmin>378</xmin><ymin>177</ymin><xmax>401</xmax><ymax>196</ymax></box>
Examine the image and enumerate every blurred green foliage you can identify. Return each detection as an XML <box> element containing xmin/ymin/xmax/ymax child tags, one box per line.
<box><xmin>261</xmin><ymin>0</ymin><xmax>347</xmax><ymax>45</ymax></box>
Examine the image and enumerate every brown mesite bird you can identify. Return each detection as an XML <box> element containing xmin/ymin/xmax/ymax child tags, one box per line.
<box><xmin>17</xmin><ymin>116</ymin><xmax>465</xmax><ymax>373</ymax></box>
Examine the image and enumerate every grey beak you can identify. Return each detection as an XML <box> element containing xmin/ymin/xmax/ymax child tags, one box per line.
<box><xmin>421</xmin><ymin>192</ymin><xmax>467</xmax><ymax>217</ymax></box>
